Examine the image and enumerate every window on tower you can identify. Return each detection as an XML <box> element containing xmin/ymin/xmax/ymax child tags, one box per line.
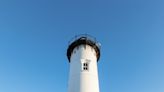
<box><xmin>83</xmin><ymin>63</ymin><xmax>89</xmax><ymax>71</ymax></box>
<box><xmin>81</xmin><ymin>59</ymin><xmax>90</xmax><ymax>72</ymax></box>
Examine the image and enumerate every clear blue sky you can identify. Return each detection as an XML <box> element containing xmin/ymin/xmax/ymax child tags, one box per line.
<box><xmin>0</xmin><ymin>0</ymin><xmax>164</xmax><ymax>92</ymax></box>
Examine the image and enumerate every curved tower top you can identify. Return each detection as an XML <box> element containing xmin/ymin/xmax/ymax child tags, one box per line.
<box><xmin>67</xmin><ymin>34</ymin><xmax>101</xmax><ymax>62</ymax></box>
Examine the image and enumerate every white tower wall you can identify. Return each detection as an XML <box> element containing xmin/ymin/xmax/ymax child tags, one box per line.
<box><xmin>68</xmin><ymin>44</ymin><xmax>99</xmax><ymax>92</ymax></box>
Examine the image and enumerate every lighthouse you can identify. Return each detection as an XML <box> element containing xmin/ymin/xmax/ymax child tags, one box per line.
<box><xmin>67</xmin><ymin>35</ymin><xmax>101</xmax><ymax>92</ymax></box>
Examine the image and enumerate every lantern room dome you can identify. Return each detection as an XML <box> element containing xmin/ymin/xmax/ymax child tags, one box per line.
<box><xmin>67</xmin><ymin>34</ymin><xmax>101</xmax><ymax>62</ymax></box>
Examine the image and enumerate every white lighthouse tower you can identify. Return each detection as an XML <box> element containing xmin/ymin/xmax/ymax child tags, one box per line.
<box><xmin>67</xmin><ymin>35</ymin><xmax>101</xmax><ymax>92</ymax></box>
